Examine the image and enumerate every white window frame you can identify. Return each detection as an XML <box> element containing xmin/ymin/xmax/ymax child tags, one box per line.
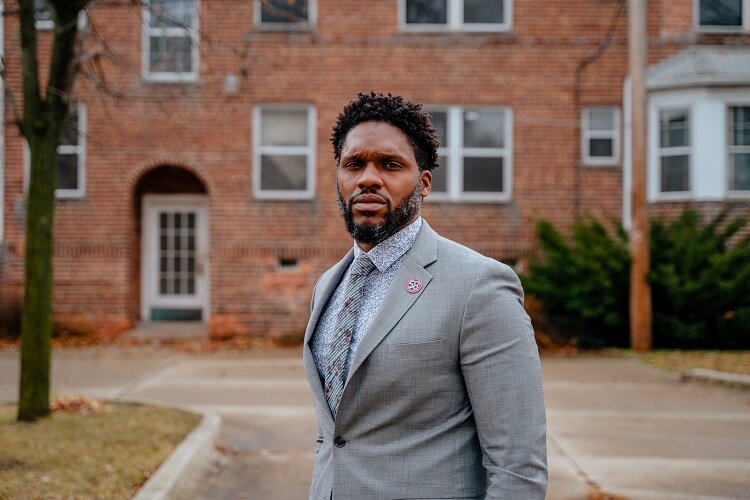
<box><xmin>398</xmin><ymin>0</ymin><xmax>512</xmax><ymax>32</ymax></box>
<box><xmin>254</xmin><ymin>0</ymin><xmax>316</xmax><ymax>30</ymax></box>
<box><xmin>34</xmin><ymin>1</ymin><xmax>88</xmax><ymax>31</ymax></box>
<box><xmin>34</xmin><ymin>0</ymin><xmax>54</xmax><ymax>30</ymax></box>
<box><xmin>694</xmin><ymin>0</ymin><xmax>749</xmax><ymax>32</ymax></box>
<box><xmin>23</xmin><ymin>103</ymin><xmax>87</xmax><ymax>200</ymax></box>
<box><xmin>252</xmin><ymin>104</ymin><xmax>316</xmax><ymax>200</ymax></box>
<box><xmin>727</xmin><ymin>104</ymin><xmax>750</xmax><ymax>196</ymax></box>
<box><xmin>142</xmin><ymin>0</ymin><xmax>200</xmax><ymax>83</ymax></box>
<box><xmin>581</xmin><ymin>107</ymin><xmax>620</xmax><ymax>166</ymax></box>
<box><xmin>426</xmin><ymin>105</ymin><xmax>512</xmax><ymax>203</ymax></box>
<box><xmin>656</xmin><ymin>107</ymin><xmax>692</xmax><ymax>197</ymax></box>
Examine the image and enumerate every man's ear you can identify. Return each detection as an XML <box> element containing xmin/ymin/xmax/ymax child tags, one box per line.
<box><xmin>420</xmin><ymin>169</ymin><xmax>432</xmax><ymax>198</ymax></box>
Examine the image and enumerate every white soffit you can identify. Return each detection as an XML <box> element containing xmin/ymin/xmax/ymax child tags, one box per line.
<box><xmin>647</xmin><ymin>46</ymin><xmax>750</xmax><ymax>90</ymax></box>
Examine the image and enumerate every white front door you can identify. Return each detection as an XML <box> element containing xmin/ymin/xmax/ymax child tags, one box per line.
<box><xmin>141</xmin><ymin>195</ymin><xmax>209</xmax><ymax>322</ymax></box>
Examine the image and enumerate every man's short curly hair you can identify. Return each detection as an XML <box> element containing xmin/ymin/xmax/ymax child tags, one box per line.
<box><xmin>331</xmin><ymin>92</ymin><xmax>440</xmax><ymax>172</ymax></box>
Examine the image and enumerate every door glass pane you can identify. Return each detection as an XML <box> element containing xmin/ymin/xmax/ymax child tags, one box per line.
<box><xmin>463</xmin><ymin>156</ymin><xmax>503</xmax><ymax>192</ymax></box>
<box><xmin>261</xmin><ymin>0</ymin><xmax>309</xmax><ymax>23</ymax></box>
<box><xmin>661</xmin><ymin>155</ymin><xmax>689</xmax><ymax>192</ymax></box>
<box><xmin>463</xmin><ymin>109</ymin><xmax>504</xmax><ymax>148</ymax></box>
<box><xmin>188</xmin><ymin>213</ymin><xmax>196</xmax><ymax>229</ymax></box>
<box><xmin>589</xmin><ymin>138</ymin><xmax>613</xmax><ymax>157</ymax></box>
<box><xmin>160</xmin><ymin>278</ymin><xmax>168</xmax><ymax>295</ymax></box>
<box><xmin>731</xmin><ymin>153</ymin><xmax>750</xmax><ymax>190</ymax></box>
<box><xmin>660</xmin><ymin>110</ymin><xmax>689</xmax><ymax>147</ymax></box>
<box><xmin>699</xmin><ymin>0</ymin><xmax>742</xmax><ymax>26</ymax></box>
<box><xmin>260</xmin><ymin>155</ymin><xmax>308</xmax><ymax>191</ymax></box>
<box><xmin>188</xmin><ymin>279</ymin><xmax>195</xmax><ymax>294</ymax></box>
<box><xmin>464</xmin><ymin>0</ymin><xmax>503</xmax><ymax>24</ymax></box>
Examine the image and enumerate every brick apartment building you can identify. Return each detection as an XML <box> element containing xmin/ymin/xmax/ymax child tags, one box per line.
<box><xmin>0</xmin><ymin>0</ymin><xmax>748</xmax><ymax>340</ymax></box>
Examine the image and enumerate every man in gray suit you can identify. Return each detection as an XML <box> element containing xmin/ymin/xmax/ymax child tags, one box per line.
<box><xmin>303</xmin><ymin>93</ymin><xmax>547</xmax><ymax>499</ymax></box>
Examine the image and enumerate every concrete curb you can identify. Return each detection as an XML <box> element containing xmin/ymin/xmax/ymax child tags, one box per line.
<box><xmin>681</xmin><ymin>368</ymin><xmax>750</xmax><ymax>389</ymax></box>
<box><xmin>134</xmin><ymin>411</ymin><xmax>222</xmax><ymax>500</ymax></box>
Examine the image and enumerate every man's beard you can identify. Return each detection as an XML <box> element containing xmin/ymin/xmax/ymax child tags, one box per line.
<box><xmin>337</xmin><ymin>184</ymin><xmax>422</xmax><ymax>246</ymax></box>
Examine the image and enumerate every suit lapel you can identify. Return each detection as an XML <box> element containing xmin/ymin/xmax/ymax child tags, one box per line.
<box><xmin>303</xmin><ymin>249</ymin><xmax>353</xmax><ymax>423</ymax></box>
<box><xmin>347</xmin><ymin>222</ymin><xmax>439</xmax><ymax>383</ymax></box>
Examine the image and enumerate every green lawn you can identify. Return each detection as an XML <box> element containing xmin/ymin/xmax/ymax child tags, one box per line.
<box><xmin>0</xmin><ymin>403</ymin><xmax>200</xmax><ymax>499</ymax></box>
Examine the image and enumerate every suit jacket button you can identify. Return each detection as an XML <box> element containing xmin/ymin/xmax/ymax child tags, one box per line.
<box><xmin>334</xmin><ymin>436</ymin><xmax>346</xmax><ymax>448</ymax></box>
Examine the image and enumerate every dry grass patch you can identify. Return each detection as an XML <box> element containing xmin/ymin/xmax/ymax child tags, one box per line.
<box><xmin>0</xmin><ymin>402</ymin><xmax>200</xmax><ymax>499</ymax></box>
<box><xmin>617</xmin><ymin>349</ymin><xmax>750</xmax><ymax>376</ymax></box>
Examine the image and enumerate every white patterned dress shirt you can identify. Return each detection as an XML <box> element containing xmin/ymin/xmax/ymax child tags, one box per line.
<box><xmin>311</xmin><ymin>217</ymin><xmax>424</xmax><ymax>382</ymax></box>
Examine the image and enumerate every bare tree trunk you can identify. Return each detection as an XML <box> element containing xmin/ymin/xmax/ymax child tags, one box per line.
<box><xmin>17</xmin><ymin>136</ymin><xmax>58</xmax><ymax>421</ymax></box>
<box><xmin>16</xmin><ymin>0</ymin><xmax>88</xmax><ymax>422</ymax></box>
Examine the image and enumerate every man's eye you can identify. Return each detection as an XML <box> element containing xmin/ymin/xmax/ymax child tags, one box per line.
<box><xmin>344</xmin><ymin>161</ymin><xmax>361</xmax><ymax>169</ymax></box>
<box><xmin>385</xmin><ymin>161</ymin><xmax>402</xmax><ymax>169</ymax></box>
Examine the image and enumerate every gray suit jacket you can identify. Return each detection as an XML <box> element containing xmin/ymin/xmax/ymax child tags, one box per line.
<box><xmin>303</xmin><ymin>221</ymin><xmax>547</xmax><ymax>500</ymax></box>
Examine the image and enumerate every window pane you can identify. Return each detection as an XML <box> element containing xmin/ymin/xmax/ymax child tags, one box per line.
<box><xmin>34</xmin><ymin>0</ymin><xmax>52</xmax><ymax>23</ymax></box>
<box><xmin>463</xmin><ymin>109</ymin><xmax>504</xmax><ymax>148</ymax></box>
<box><xmin>660</xmin><ymin>110</ymin><xmax>689</xmax><ymax>147</ymax></box>
<box><xmin>406</xmin><ymin>0</ymin><xmax>447</xmax><ymax>24</ymax></box>
<box><xmin>261</xmin><ymin>0</ymin><xmax>309</xmax><ymax>23</ymax></box>
<box><xmin>463</xmin><ymin>156</ymin><xmax>503</xmax><ymax>192</ymax></box>
<box><xmin>260</xmin><ymin>155</ymin><xmax>308</xmax><ymax>191</ymax></box>
<box><xmin>430</xmin><ymin>156</ymin><xmax>448</xmax><ymax>193</ymax></box>
<box><xmin>699</xmin><ymin>0</ymin><xmax>742</xmax><ymax>26</ymax></box>
<box><xmin>149</xmin><ymin>36</ymin><xmax>193</xmax><ymax>73</ymax></box>
<box><xmin>56</xmin><ymin>153</ymin><xmax>78</xmax><ymax>190</ymax></box>
<box><xmin>61</xmin><ymin>111</ymin><xmax>79</xmax><ymax>146</ymax></box>
<box><xmin>731</xmin><ymin>106</ymin><xmax>750</xmax><ymax>146</ymax></box>
<box><xmin>588</xmin><ymin>108</ymin><xmax>614</xmax><ymax>131</ymax></box>
<box><xmin>464</xmin><ymin>0</ymin><xmax>503</xmax><ymax>24</ymax></box>
<box><xmin>261</xmin><ymin>109</ymin><xmax>308</xmax><ymax>146</ymax></box>
<box><xmin>150</xmin><ymin>0</ymin><xmax>195</xmax><ymax>28</ymax></box>
<box><xmin>429</xmin><ymin>110</ymin><xmax>448</xmax><ymax>147</ymax></box>
<box><xmin>589</xmin><ymin>138</ymin><xmax>613</xmax><ymax>157</ymax></box>
<box><xmin>731</xmin><ymin>153</ymin><xmax>750</xmax><ymax>190</ymax></box>
<box><xmin>660</xmin><ymin>155</ymin><xmax>689</xmax><ymax>192</ymax></box>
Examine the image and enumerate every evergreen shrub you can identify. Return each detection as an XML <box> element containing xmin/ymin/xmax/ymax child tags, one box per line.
<box><xmin>522</xmin><ymin>208</ymin><xmax>750</xmax><ymax>349</ymax></box>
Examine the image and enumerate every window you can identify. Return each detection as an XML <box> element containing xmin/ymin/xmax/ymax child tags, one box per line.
<box><xmin>400</xmin><ymin>0</ymin><xmax>510</xmax><ymax>31</ymax></box>
<box><xmin>253</xmin><ymin>105</ymin><xmax>316</xmax><ymax>199</ymax></box>
<box><xmin>256</xmin><ymin>0</ymin><xmax>314</xmax><ymax>28</ymax></box>
<box><xmin>142</xmin><ymin>0</ymin><xmax>199</xmax><ymax>82</ymax></box>
<box><xmin>658</xmin><ymin>109</ymin><xmax>690</xmax><ymax>194</ymax></box>
<box><xmin>696</xmin><ymin>0</ymin><xmax>745</xmax><ymax>30</ymax></box>
<box><xmin>728</xmin><ymin>106</ymin><xmax>750</xmax><ymax>192</ymax></box>
<box><xmin>582</xmin><ymin>107</ymin><xmax>620</xmax><ymax>166</ymax></box>
<box><xmin>24</xmin><ymin>104</ymin><xmax>87</xmax><ymax>199</ymax></box>
<box><xmin>34</xmin><ymin>0</ymin><xmax>54</xmax><ymax>30</ymax></box>
<box><xmin>426</xmin><ymin>106</ymin><xmax>511</xmax><ymax>202</ymax></box>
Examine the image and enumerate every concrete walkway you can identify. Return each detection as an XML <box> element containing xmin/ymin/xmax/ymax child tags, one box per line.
<box><xmin>1</xmin><ymin>347</ymin><xmax>749</xmax><ymax>499</ymax></box>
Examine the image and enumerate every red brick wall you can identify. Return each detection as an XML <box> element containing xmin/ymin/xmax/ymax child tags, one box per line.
<box><xmin>1</xmin><ymin>0</ymin><xmax>744</xmax><ymax>340</ymax></box>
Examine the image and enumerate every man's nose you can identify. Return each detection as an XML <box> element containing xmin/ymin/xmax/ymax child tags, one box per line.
<box><xmin>357</xmin><ymin>162</ymin><xmax>384</xmax><ymax>189</ymax></box>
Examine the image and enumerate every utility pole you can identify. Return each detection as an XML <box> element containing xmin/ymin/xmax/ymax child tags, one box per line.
<box><xmin>629</xmin><ymin>0</ymin><xmax>652</xmax><ymax>350</ymax></box>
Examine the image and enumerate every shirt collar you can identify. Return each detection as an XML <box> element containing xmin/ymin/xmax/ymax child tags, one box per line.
<box><xmin>353</xmin><ymin>217</ymin><xmax>423</xmax><ymax>273</ymax></box>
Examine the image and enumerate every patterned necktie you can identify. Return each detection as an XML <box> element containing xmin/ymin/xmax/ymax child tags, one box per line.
<box><xmin>324</xmin><ymin>255</ymin><xmax>376</xmax><ymax>417</ymax></box>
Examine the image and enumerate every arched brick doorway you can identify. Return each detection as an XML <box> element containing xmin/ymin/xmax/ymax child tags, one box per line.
<box><xmin>133</xmin><ymin>166</ymin><xmax>209</xmax><ymax>324</ymax></box>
